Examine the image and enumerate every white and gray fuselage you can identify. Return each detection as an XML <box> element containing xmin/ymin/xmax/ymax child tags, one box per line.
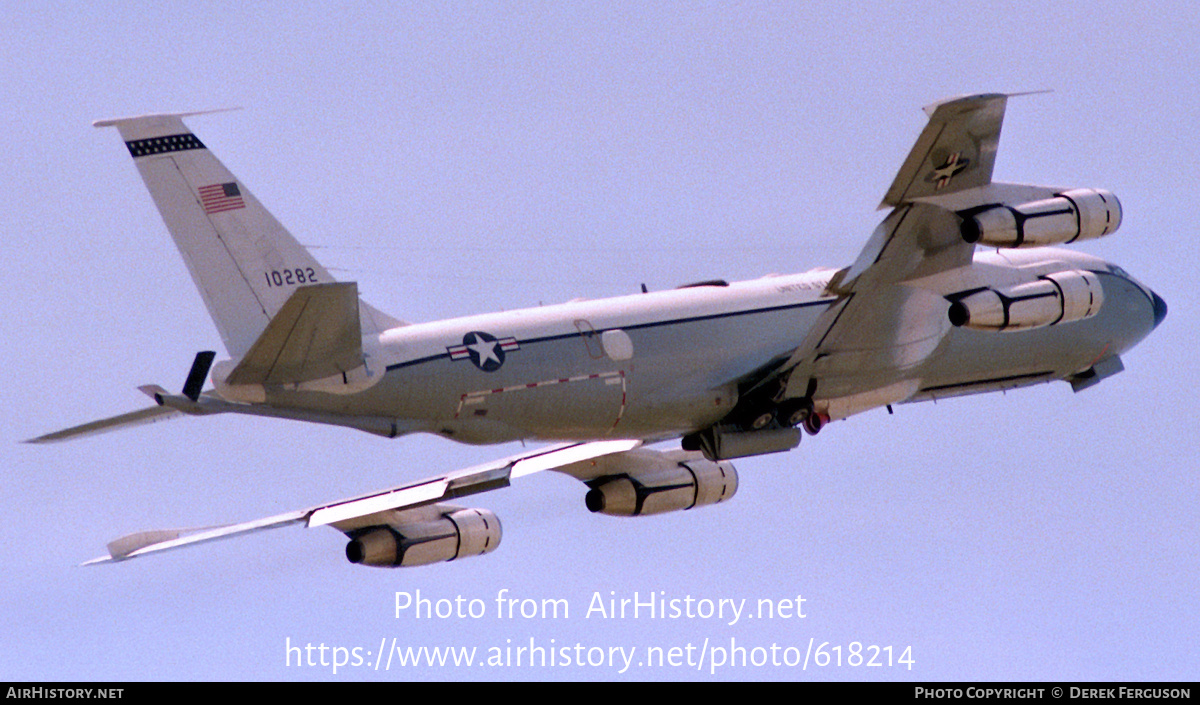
<box><xmin>254</xmin><ymin>247</ymin><xmax>1161</xmax><ymax>445</ymax></box>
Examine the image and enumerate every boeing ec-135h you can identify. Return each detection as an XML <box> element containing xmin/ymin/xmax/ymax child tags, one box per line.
<box><xmin>30</xmin><ymin>93</ymin><xmax>1165</xmax><ymax>569</ymax></box>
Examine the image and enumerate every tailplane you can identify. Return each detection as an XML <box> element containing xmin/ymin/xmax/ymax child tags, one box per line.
<box><xmin>95</xmin><ymin>111</ymin><xmax>401</xmax><ymax>358</ymax></box>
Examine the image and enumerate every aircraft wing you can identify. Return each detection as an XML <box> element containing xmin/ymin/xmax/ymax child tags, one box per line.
<box><xmin>843</xmin><ymin>92</ymin><xmax>1063</xmax><ymax>288</ymax></box>
<box><xmin>82</xmin><ymin>439</ymin><xmax>641</xmax><ymax>565</ymax></box>
<box><xmin>781</xmin><ymin>94</ymin><xmax>1028</xmax><ymax>410</ymax></box>
<box><xmin>847</xmin><ymin>93</ymin><xmax>1010</xmax><ymax>289</ymax></box>
<box><xmin>880</xmin><ymin>93</ymin><xmax>1007</xmax><ymax>208</ymax></box>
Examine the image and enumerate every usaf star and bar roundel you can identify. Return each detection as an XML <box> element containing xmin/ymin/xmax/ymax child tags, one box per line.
<box><xmin>447</xmin><ymin>331</ymin><xmax>520</xmax><ymax>371</ymax></box>
<box><xmin>926</xmin><ymin>151</ymin><xmax>971</xmax><ymax>190</ymax></box>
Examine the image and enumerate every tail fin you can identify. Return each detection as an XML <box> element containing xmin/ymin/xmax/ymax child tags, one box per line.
<box><xmin>94</xmin><ymin>111</ymin><xmax>401</xmax><ymax>358</ymax></box>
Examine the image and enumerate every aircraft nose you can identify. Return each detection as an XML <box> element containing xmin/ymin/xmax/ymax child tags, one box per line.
<box><xmin>1151</xmin><ymin>290</ymin><xmax>1168</xmax><ymax>329</ymax></box>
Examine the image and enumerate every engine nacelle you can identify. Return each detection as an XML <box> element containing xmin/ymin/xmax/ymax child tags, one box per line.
<box><xmin>959</xmin><ymin>188</ymin><xmax>1121</xmax><ymax>248</ymax></box>
<box><xmin>345</xmin><ymin>507</ymin><xmax>501</xmax><ymax>568</ymax></box>
<box><xmin>947</xmin><ymin>269</ymin><xmax>1104</xmax><ymax>332</ymax></box>
<box><xmin>584</xmin><ymin>450</ymin><xmax>738</xmax><ymax>517</ymax></box>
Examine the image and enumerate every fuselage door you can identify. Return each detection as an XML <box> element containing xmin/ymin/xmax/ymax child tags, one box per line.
<box><xmin>574</xmin><ymin>319</ymin><xmax>605</xmax><ymax>359</ymax></box>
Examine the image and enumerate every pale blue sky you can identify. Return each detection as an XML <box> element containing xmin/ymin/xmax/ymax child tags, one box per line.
<box><xmin>3</xmin><ymin>1</ymin><xmax>1196</xmax><ymax>681</ymax></box>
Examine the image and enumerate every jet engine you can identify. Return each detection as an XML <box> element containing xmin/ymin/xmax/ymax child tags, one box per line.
<box><xmin>947</xmin><ymin>269</ymin><xmax>1104</xmax><ymax>332</ymax></box>
<box><xmin>584</xmin><ymin>450</ymin><xmax>738</xmax><ymax>517</ymax></box>
<box><xmin>345</xmin><ymin>507</ymin><xmax>500</xmax><ymax>568</ymax></box>
<box><xmin>959</xmin><ymin>188</ymin><xmax>1121</xmax><ymax>248</ymax></box>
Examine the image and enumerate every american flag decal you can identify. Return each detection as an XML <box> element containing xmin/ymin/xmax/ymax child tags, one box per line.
<box><xmin>199</xmin><ymin>182</ymin><xmax>246</xmax><ymax>214</ymax></box>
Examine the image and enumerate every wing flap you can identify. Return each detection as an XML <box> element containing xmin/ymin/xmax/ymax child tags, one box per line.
<box><xmin>840</xmin><ymin>202</ymin><xmax>975</xmax><ymax>292</ymax></box>
<box><xmin>315</xmin><ymin>439</ymin><xmax>641</xmax><ymax>528</ymax></box>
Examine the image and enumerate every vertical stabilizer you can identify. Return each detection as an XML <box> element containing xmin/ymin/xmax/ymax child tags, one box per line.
<box><xmin>94</xmin><ymin>111</ymin><xmax>401</xmax><ymax>358</ymax></box>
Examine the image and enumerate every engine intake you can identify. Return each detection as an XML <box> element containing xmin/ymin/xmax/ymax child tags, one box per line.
<box><xmin>584</xmin><ymin>450</ymin><xmax>738</xmax><ymax>517</ymax></box>
<box><xmin>947</xmin><ymin>269</ymin><xmax>1104</xmax><ymax>332</ymax></box>
<box><xmin>345</xmin><ymin>507</ymin><xmax>501</xmax><ymax>568</ymax></box>
<box><xmin>959</xmin><ymin>188</ymin><xmax>1121</xmax><ymax>248</ymax></box>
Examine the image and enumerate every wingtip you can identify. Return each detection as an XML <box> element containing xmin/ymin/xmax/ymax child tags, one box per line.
<box><xmin>921</xmin><ymin>92</ymin><xmax>1007</xmax><ymax>117</ymax></box>
<box><xmin>1006</xmin><ymin>88</ymin><xmax>1054</xmax><ymax>99</ymax></box>
<box><xmin>23</xmin><ymin>432</ymin><xmax>64</xmax><ymax>444</ymax></box>
<box><xmin>136</xmin><ymin>384</ymin><xmax>169</xmax><ymax>403</ymax></box>
<box><xmin>920</xmin><ymin>90</ymin><xmax>1053</xmax><ymax>117</ymax></box>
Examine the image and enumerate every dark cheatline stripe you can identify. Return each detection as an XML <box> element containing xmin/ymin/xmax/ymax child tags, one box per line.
<box><xmin>125</xmin><ymin>133</ymin><xmax>206</xmax><ymax>158</ymax></box>
<box><xmin>384</xmin><ymin>298</ymin><xmax>835</xmax><ymax>372</ymax></box>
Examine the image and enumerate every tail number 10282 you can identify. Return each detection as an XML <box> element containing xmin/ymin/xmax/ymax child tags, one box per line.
<box><xmin>264</xmin><ymin>268</ymin><xmax>318</xmax><ymax>288</ymax></box>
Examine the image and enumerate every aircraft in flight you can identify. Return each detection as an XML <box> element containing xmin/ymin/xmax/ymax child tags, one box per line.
<box><xmin>31</xmin><ymin>94</ymin><xmax>1165</xmax><ymax>569</ymax></box>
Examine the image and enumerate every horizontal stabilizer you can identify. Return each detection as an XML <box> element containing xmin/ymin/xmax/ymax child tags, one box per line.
<box><xmin>226</xmin><ymin>282</ymin><xmax>363</xmax><ymax>386</ymax></box>
<box><xmin>25</xmin><ymin>404</ymin><xmax>180</xmax><ymax>444</ymax></box>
